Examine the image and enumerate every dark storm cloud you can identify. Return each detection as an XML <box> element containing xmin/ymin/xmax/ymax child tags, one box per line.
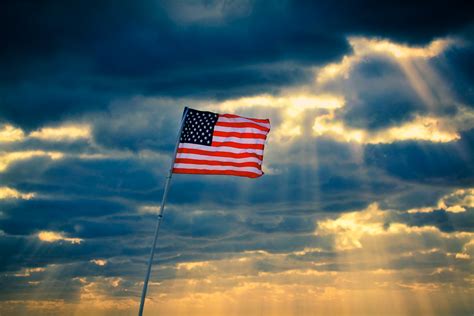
<box><xmin>0</xmin><ymin>198</ymin><xmax>128</xmax><ymax>235</ymax></box>
<box><xmin>364</xmin><ymin>129</ymin><xmax>474</xmax><ymax>185</ymax></box>
<box><xmin>1</xmin><ymin>1</ymin><xmax>474</xmax><ymax>308</ymax></box>
<box><xmin>322</xmin><ymin>50</ymin><xmax>468</xmax><ymax>132</ymax></box>
<box><xmin>0</xmin><ymin>235</ymin><xmax>111</xmax><ymax>273</ymax></box>
<box><xmin>162</xmin><ymin>210</ymin><xmax>241</xmax><ymax>238</ymax></box>
<box><xmin>246</xmin><ymin>214</ymin><xmax>315</xmax><ymax>233</ymax></box>
<box><xmin>90</xmin><ymin>98</ymin><xmax>183</xmax><ymax>152</ymax></box>
<box><xmin>0</xmin><ymin>0</ymin><xmax>345</xmax><ymax>128</ymax></box>
<box><xmin>1</xmin><ymin>118</ymin><xmax>470</xmax><ymax>286</ymax></box>
<box><xmin>0</xmin><ymin>276</ymin><xmax>82</xmax><ymax>301</ymax></box>
<box><xmin>336</xmin><ymin>58</ymin><xmax>427</xmax><ymax>130</ymax></box>
<box><xmin>433</xmin><ymin>43</ymin><xmax>474</xmax><ymax>106</ymax></box>
<box><xmin>0</xmin><ymin>137</ymin><xmax>93</xmax><ymax>154</ymax></box>
<box><xmin>377</xmin><ymin>186</ymin><xmax>452</xmax><ymax>210</ymax></box>
<box><xmin>0</xmin><ymin>157</ymin><xmax>164</xmax><ymax>202</ymax></box>
<box><xmin>393</xmin><ymin>208</ymin><xmax>474</xmax><ymax>233</ymax></box>
<box><xmin>0</xmin><ymin>205</ymin><xmax>326</xmax><ymax>279</ymax></box>
<box><xmin>285</xmin><ymin>0</ymin><xmax>474</xmax><ymax>44</ymax></box>
<box><xmin>2</xmin><ymin>0</ymin><xmax>473</xmax><ymax>128</ymax></box>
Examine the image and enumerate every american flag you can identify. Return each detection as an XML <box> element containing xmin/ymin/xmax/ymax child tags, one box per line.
<box><xmin>172</xmin><ymin>107</ymin><xmax>271</xmax><ymax>178</ymax></box>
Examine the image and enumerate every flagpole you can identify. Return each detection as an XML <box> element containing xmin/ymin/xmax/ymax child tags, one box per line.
<box><xmin>138</xmin><ymin>107</ymin><xmax>188</xmax><ymax>316</ymax></box>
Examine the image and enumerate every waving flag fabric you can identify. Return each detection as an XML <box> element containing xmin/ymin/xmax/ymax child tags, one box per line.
<box><xmin>173</xmin><ymin>107</ymin><xmax>271</xmax><ymax>178</ymax></box>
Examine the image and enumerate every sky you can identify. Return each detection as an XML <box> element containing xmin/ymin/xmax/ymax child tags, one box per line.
<box><xmin>1</xmin><ymin>1</ymin><xmax>474</xmax><ymax>315</ymax></box>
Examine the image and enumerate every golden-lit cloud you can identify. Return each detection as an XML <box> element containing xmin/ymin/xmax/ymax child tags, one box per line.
<box><xmin>140</xmin><ymin>244</ymin><xmax>473</xmax><ymax>315</ymax></box>
<box><xmin>90</xmin><ymin>259</ymin><xmax>108</xmax><ymax>266</ymax></box>
<box><xmin>216</xmin><ymin>93</ymin><xmax>344</xmax><ymax>112</ymax></box>
<box><xmin>0</xmin><ymin>130</ymin><xmax>167</xmax><ymax>173</ymax></box>
<box><xmin>0</xmin><ymin>122</ymin><xmax>92</xmax><ymax>144</ymax></box>
<box><xmin>313</xmin><ymin>114</ymin><xmax>461</xmax><ymax>144</ymax></box>
<box><xmin>0</xmin><ymin>37</ymin><xmax>472</xmax><ymax>316</ymax></box>
<box><xmin>4</xmin><ymin>217</ymin><xmax>474</xmax><ymax>316</ymax></box>
<box><xmin>316</xmin><ymin>37</ymin><xmax>456</xmax><ymax>83</ymax></box>
<box><xmin>209</xmin><ymin>93</ymin><xmax>345</xmax><ymax>142</ymax></box>
<box><xmin>13</xmin><ymin>267</ymin><xmax>46</xmax><ymax>277</ymax></box>
<box><xmin>310</xmin><ymin>36</ymin><xmax>474</xmax><ymax>144</ymax></box>
<box><xmin>372</xmin><ymin>116</ymin><xmax>460</xmax><ymax>143</ymax></box>
<box><xmin>316</xmin><ymin>203</ymin><xmax>387</xmax><ymax>250</ymax></box>
<box><xmin>350</xmin><ymin>37</ymin><xmax>455</xmax><ymax>59</ymax></box>
<box><xmin>408</xmin><ymin>188</ymin><xmax>474</xmax><ymax>213</ymax></box>
<box><xmin>73</xmin><ymin>277</ymin><xmax>135</xmax><ymax>313</ymax></box>
<box><xmin>0</xmin><ymin>123</ymin><xmax>96</xmax><ymax>172</ymax></box>
<box><xmin>138</xmin><ymin>205</ymin><xmax>162</xmax><ymax>214</ymax></box>
<box><xmin>37</xmin><ymin>231</ymin><xmax>82</xmax><ymax>244</ymax></box>
<box><xmin>199</xmin><ymin>37</ymin><xmax>471</xmax><ymax>146</ymax></box>
<box><xmin>0</xmin><ymin>186</ymin><xmax>35</xmax><ymax>200</ymax></box>
<box><xmin>0</xmin><ymin>124</ymin><xmax>25</xmax><ymax>142</ymax></box>
<box><xmin>0</xmin><ymin>150</ymin><xmax>64</xmax><ymax>172</ymax></box>
<box><xmin>177</xmin><ymin>261</ymin><xmax>211</xmax><ymax>271</ymax></box>
<box><xmin>316</xmin><ymin>201</ymin><xmax>474</xmax><ymax>251</ymax></box>
<box><xmin>29</xmin><ymin>123</ymin><xmax>92</xmax><ymax>141</ymax></box>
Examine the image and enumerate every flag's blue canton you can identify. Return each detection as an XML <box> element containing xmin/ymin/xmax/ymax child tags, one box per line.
<box><xmin>180</xmin><ymin>108</ymin><xmax>219</xmax><ymax>146</ymax></box>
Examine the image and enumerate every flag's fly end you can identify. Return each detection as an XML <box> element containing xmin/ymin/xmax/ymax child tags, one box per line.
<box><xmin>172</xmin><ymin>108</ymin><xmax>270</xmax><ymax>178</ymax></box>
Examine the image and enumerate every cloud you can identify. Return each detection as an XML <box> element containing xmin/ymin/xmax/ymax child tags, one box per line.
<box><xmin>0</xmin><ymin>151</ymin><xmax>64</xmax><ymax>172</ymax></box>
<box><xmin>395</xmin><ymin>209</ymin><xmax>474</xmax><ymax>233</ymax></box>
<box><xmin>313</xmin><ymin>114</ymin><xmax>461</xmax><ymax>144</ymax></box>
<box><xmin>0</xmin><ymin>2</ymin><xmax>473</xmax><ymax>314</ymax></box>
<box><xmin>316</xmin><ymin>37</ymin><xmax>457</xmax><ymax>84</ymax></box>
<box><xmin>406</xmin><ymin>188</ymin><xmax>474</xmax><ymax>213</ymax></box>
<box><xmin>364</xmin><ymin>128</ymin><xmax>474</xmax><ymax>184</ymax></box>
<box><xmin>313</xmin><ymin>200</ymin><xmax>474</xmax><ymax>278</ymax></box>
<box><xmin>0</xmin><ymin>124</ymin><xmax>25</xmax><ymax>142</ymax></box>
<box><xmin>38</xmin><ymin>231</ymin><xmax>82</xmax><ymax>244</ymax></box>
<box><xmin>29</xmin><ymin>124</ymin><xmax>91</xmax><ymax>142</ymax></box>
<box><xmin>169</xmin><ymin>36</ymin><xmax>474</xmax><ymax>146</ymax></box>
<box><xmin>311</xmin><ymin>37</ymin><xmax>474</xmax><ymax>144</ymax></box>
<box><xmin>316</xmin><ymin>203</ymin><xmax>388</xmax><ymax>250</ymax></box>
<box><xmin>210</xmin><ymin>93</ymin><xmax>345</xmax><ymax>141</ymax></box>
<box><xmin>0</xmin><ymin>187</ymin><xmax>35</xmax><ymax>200</ymax></box>
<box><xmin>0</xmin><ymin>198</ymin><xmax>129</xmax><ymax>236</ymax></box>
<box><xmin>90</xmin><ymin>259</ymin><xmax>107</xmax><ymax>266</ymax></box>
<box><xmin>2</xmin><ymin>0</ymin><xmax>472</xmax><ymax>129</ymax></box>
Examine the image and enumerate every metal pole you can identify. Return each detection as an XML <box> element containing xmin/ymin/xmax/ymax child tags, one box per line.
<box><xmin>138</xmin><ymin>107</ymin><xmax>188</xmax><ymax>316</ymax></box>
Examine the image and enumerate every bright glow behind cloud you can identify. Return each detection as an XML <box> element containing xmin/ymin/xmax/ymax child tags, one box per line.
<box><xmin>204</xmin><ymin>36</ymin><xmax>471</xmax><ymax>145</ymax></box>
<box><xmin>210</xmin><ymin>93</ymin><xmax>345</xmax><ymax>141</ymax></box>
<box><xmin>408</xmin><ymin>188</ymin><xmax>474</xmax><ymax>213</ymax></box>
<box><xmin>317</xmin><ymin>37</ymin><xmax>457</xmax><ymax>83</ymax></box>
<box><xmin>0</xmin><ymin>187</ymin><xmax>35</xmax><ymax>200</ymax></box>
<box><xmin>38</xmin><ymin>231</ymin><xmax>82</xmax><ymax>244</ymax></box>
<box><xmin>90</xmin><ymin>259</ymin><xmax>108</xmax><ymax>266</ymax></box>
<box><xmin>313</xmin><ymin>114</ymin><xmax>461</xmax><ymax>144</ymax></box>
<box><xmin>0</xmin><ymin>124</ymin><xmax>25</xmax><ymax>142</ymax></box>
<box><xmin>0</xmin><ymin>151</ymin><xmax>64</xmax><ymax>172</ymax></box>
<box><xmin>29</xmin><ymin>124</ymin><xmax>92</xmax><ymax>141</ymax></box>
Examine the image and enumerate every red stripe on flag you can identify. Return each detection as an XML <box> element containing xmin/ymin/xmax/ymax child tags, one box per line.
<box><xmin>177</xmin><ymin>148</ymin><xmax>263</xmax><ymax>160</ymax></box>
<box><xmin>215</xmin><ymin>121</ymin><xmax>270</xmax><ymax>132</ymax></box>
<box><xmin>172</xmin><ymin>168</ymin><xmax>262</xmax><ymax>178</ymax></box>
<box><xmin>213</xmin><ymin>130</ymin><xmax>267</xmax><ymax>139</ymax></box>
<box><xmin>212</xmin><ymin>141</ymin><xmax>265</xmax><ymax>149</ymax></box>
<box><xmin>175</xmin><ymin>158</ymin><xmax>261</xmax><ymax>168</ymax></box>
